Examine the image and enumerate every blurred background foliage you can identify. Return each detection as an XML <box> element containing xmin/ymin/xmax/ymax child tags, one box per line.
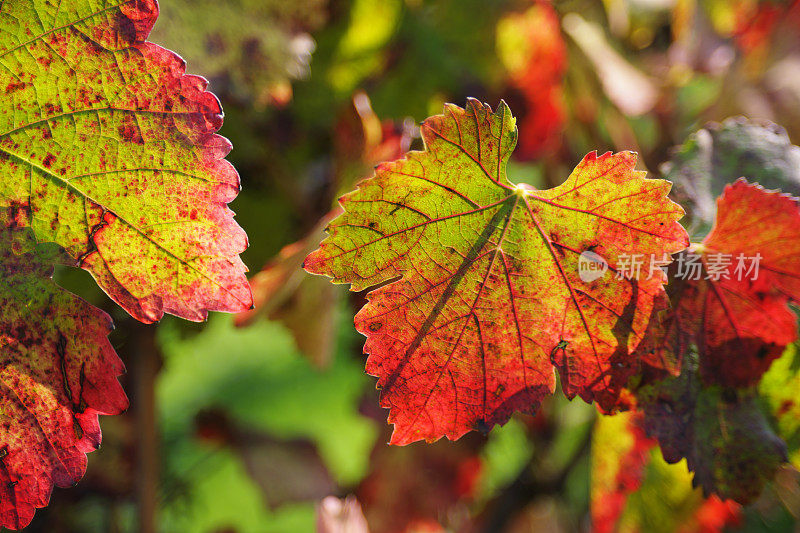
<box><xmin>22</xmin><ymin>0</ymin><xmax>800</xmax><ymax>531</ymax></box>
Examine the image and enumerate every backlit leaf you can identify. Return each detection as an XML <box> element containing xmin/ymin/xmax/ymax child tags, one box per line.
<box><xmin>0</xmin><ymin>210</ymin><xmax>127</xmax><ymax>529</ymax></box>
<box><xmin>654</xmin><ymin>180</ymin><xmax>800</xmax><ymax>388</ymax></box>
<box><xmin>305</xmin><ymin>100</ymin><xmax>688</xmax><ymax>444</ymax></box>
<box><xmin>0</xmin><ymin>0</ymin><xmax>252</xmax><ymax>323</ymax></box>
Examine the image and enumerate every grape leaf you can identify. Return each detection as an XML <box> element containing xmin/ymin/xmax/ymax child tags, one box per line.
<box><xmin>639</xmin><ymin>351</ymin><xmax>787</xmax><ymax>504</ymax></box>
<box><xmin>663</xmin><ymin>117</ymin><xmax>800</xmax><ymax>227</ymax></box>
<box><xmin>0</xmin><ymin>0</ymin><xmax>252</xmax><ymax>323</ymax></box>
<box><xmin>654</xmin><ymin>180</ymin><xmax>800</xmax><ymax>388</ymax></box>
<box><xmin>0</xmin><ymin>210</ymin><xmax>127</xmax><ymax>529</ymax></box>
<box><xmin>305</xmin><ymin>99</ymin><xmax>689</xmax><ymax>444</ymax></box>
<box><xmin>612</xmin><ymin>182</ymin><xmax>800</xmax><ymax>504</ymax></box>
<box><xmin>149</xmin><ymin>0</ymin><xmax>326</xmax><ymax>107</ymax></box>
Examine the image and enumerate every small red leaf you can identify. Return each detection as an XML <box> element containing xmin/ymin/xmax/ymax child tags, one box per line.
<box><xmin>655</xmin><ymin>180</ymin><xmax>800</xmax><ymax>387</ymax></box>
<box><xmin>0</xmin><ymin>213</ymin><xmax>127</xmax><ymax>530</ymax></box>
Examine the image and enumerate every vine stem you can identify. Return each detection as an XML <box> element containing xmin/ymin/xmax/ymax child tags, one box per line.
<box><xmin>133</xmin><ymin>324</ymin><xmax>161</xmax><ymax>533</ymax></box>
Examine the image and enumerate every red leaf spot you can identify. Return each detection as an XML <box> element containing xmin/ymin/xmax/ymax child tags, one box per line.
<box><xmin>4</xmin><ymin>81</ymin><xmax>26</xmax><ymax>94</ymax></box>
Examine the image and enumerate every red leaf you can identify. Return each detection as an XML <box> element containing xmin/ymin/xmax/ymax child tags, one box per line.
<box><xmin>496</xmin><ymin>1</ymin><xmax>566</xmax><ymax>159</ymax></box>
<box><xmin>658</xmin><ymin>180</ymin><xmax>800</xmax><ymax>387</ymax></box>
<box><xmin>0</xmin><ymin>212</ymin><xmax>127</xmax><ymax>529</ymax></box>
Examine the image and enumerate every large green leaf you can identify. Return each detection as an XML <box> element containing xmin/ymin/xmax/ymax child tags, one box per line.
<box><xmin>0</xmin><ymin>0</ymin><xmax>251</xmax><ymax>323</ymax></box>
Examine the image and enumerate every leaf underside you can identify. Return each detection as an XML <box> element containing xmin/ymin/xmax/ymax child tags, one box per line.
<box><xmin>655</xmin><ymin>180</ymin><xmax>800</xmax><ymax>389</ymax></box>
<box><xmin>306</xmin><ymin>99</ymin><xmax>689</xmax><ymax>445</ymax></box>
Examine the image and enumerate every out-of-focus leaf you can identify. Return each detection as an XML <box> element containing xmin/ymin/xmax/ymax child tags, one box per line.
<box><xmin>591</xmin><ymin>411</ymin><xmax>655</xmax><ymax>533</ymax></box>
<box><xmin>356</xmin><ymin>435</ymin><xmax>483</xmax><ymax>533</ymax></box>
<box><xmin>333</xmin><ymin>92</ymin><xmax>414</xmax><ymax>194</ymax></box>
<box><xmin>759</xmin><ymin>343</ymin><xmax>800</xmax><ymax>469</ymax></box>
<box><xmin>150</xmin><ymin>0</ymin><xmax>326</xmax><ymax>106</ymax></box>
<box><xmin>158</xmin><ymin>314</ymin><xmax>377</xmax><ymax>484</ymax></box>
<box><xmin>316</xmin><ymin>496</ymin><xmax>370</xmax><ymax>533</ymax></box>
<box><xmin>327</xmin><ymin>0</ymin><xmax>402</xmax><ymax>94</ymax></box>
<box><xmin>0</xmin><ymin>210</ymin><xmax>127</xmax><ymax>529</ymax></box>
<box><xmin>592</xmin><ymin>410</ymin><xmax>742</xmax><ymax>533</ymax></box>
<box><xmin>477</xmin><ymin>417</ymin><xmax>534</xmax><ymax>501</ymax></box>
<box><xmin>306</xmin><ymin>99</ymin><xmax>688</xmax><ymax>444</ymax></box>
<box><xmin>496</xmin><ymin>2</ymin><xmax>566</xmax><ymax>159</ymax></box>
<box><xmin>663</xmin><ymin>118</ymin><xmax>800</xmax><ymax>227</ymax></box>
<box><xmin>162</xmin><ymin>445</ymin><xmax>316</xmax><ymax>533</ymax></box>
<box><xmin>194</xmin><ymin>409</ymin><xmax>336</xmax><ymax>509</ymax></box>
<box><xmin>157</xmin><ymin>313</ymin><xmax>377</xmax><ymax>532</ymax></box>
<box><xmin>562</xmin><ymin>13</ymin><xmax>658</xmax><ymax>116</ymax></box>
<box><xmin>649</xmin><ymin>181</ymin><xmax>800</xmax><ymax>389</ymax></box>
<box><xmin>0</xmin><ymin>0</ymin><xmax>252</xmax><ymax>323</ymax></box>
<box><xmin>235</xmin><ymin>215</ymin><xmax>339</xmax><ymax>368</ymax></box>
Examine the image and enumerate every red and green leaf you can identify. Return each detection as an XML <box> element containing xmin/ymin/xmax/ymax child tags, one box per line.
<box><xmin>306</xmin><ymin>99</ymin><xmax>688</xmax><ymax>444</ymax></box>
<box><xmin>612</xmin><ymin>181</ymin><xmax>800</xmax><ymax>504</ymax></box>
<box><xmin>0</xmin><ymin>0</ymin><xmax>252</xmax><ymax>323</ymax></box>
<box><xmin>0</xmin><ymin>210</ymin><xmax>127</xmax><ymax>529</ymax></box>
